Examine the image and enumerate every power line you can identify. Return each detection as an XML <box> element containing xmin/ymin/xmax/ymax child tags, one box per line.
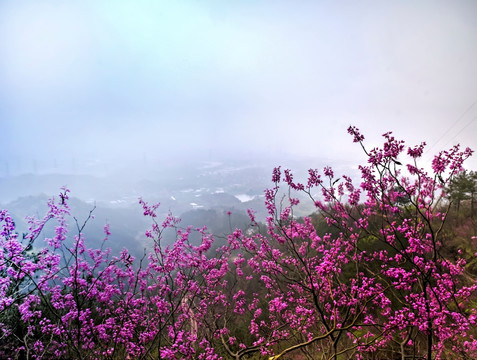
<box><xmin>441</xmin><ymin>115</ymin><xmax>477</xmax><ymax>149</ymax></box>
<box><xmin>425</xmin><ymin>99</ymin><xmax>477</xmax><ymax>155</ymax></box>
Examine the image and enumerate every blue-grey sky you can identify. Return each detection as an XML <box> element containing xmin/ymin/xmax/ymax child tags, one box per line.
<box><xmin>1</xmin><ymin>0</ymin><xmax>477</xmax><ymax>175</ymax></box>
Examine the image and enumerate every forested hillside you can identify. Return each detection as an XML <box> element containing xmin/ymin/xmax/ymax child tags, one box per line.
<box><xmin>1</xmin><ymin>129</ymin><xmax>476</xmax><ymax>360</ymax></box>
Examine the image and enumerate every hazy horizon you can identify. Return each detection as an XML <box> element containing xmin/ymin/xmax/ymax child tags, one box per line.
<box><xmin>2</xmin><ymin>0</ymin><xmax>477</xmax><ymax>180</ymax></box>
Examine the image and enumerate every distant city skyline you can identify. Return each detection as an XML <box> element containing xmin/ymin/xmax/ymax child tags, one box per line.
<box><xmin>1</xmin><ymin>0</ymin><xmax>477</xmax><ymax>178</ymax></box>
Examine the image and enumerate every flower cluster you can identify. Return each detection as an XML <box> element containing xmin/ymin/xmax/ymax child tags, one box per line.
<box><xmin>0</xmin><ymin>128</ymin><xmax>475</xmax><ymax>360</ymax></box>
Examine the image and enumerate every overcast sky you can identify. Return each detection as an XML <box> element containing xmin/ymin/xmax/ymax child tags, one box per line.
<box><xmin>1</xmin><ymin>0</ymin><xmax>477</xmax><ymax>176</ymax></box>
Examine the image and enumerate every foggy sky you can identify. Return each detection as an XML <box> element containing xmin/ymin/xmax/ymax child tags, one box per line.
<box><xmin>1</xmin><ymin>0</ymin><xmax>477</xmax><ymax>176</ymax></box>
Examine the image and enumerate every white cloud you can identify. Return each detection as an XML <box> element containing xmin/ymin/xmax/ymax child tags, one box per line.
<box><xmin>0</xmin><ymin>0</ymin><xmax>476</xmax><ymax>170</ymax></box>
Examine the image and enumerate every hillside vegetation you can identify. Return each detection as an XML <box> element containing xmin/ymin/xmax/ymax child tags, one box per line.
<box><xmin>1</xmin><ymin>128</ymin><xmax>476</xmax><ymax>360</ymax></box>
